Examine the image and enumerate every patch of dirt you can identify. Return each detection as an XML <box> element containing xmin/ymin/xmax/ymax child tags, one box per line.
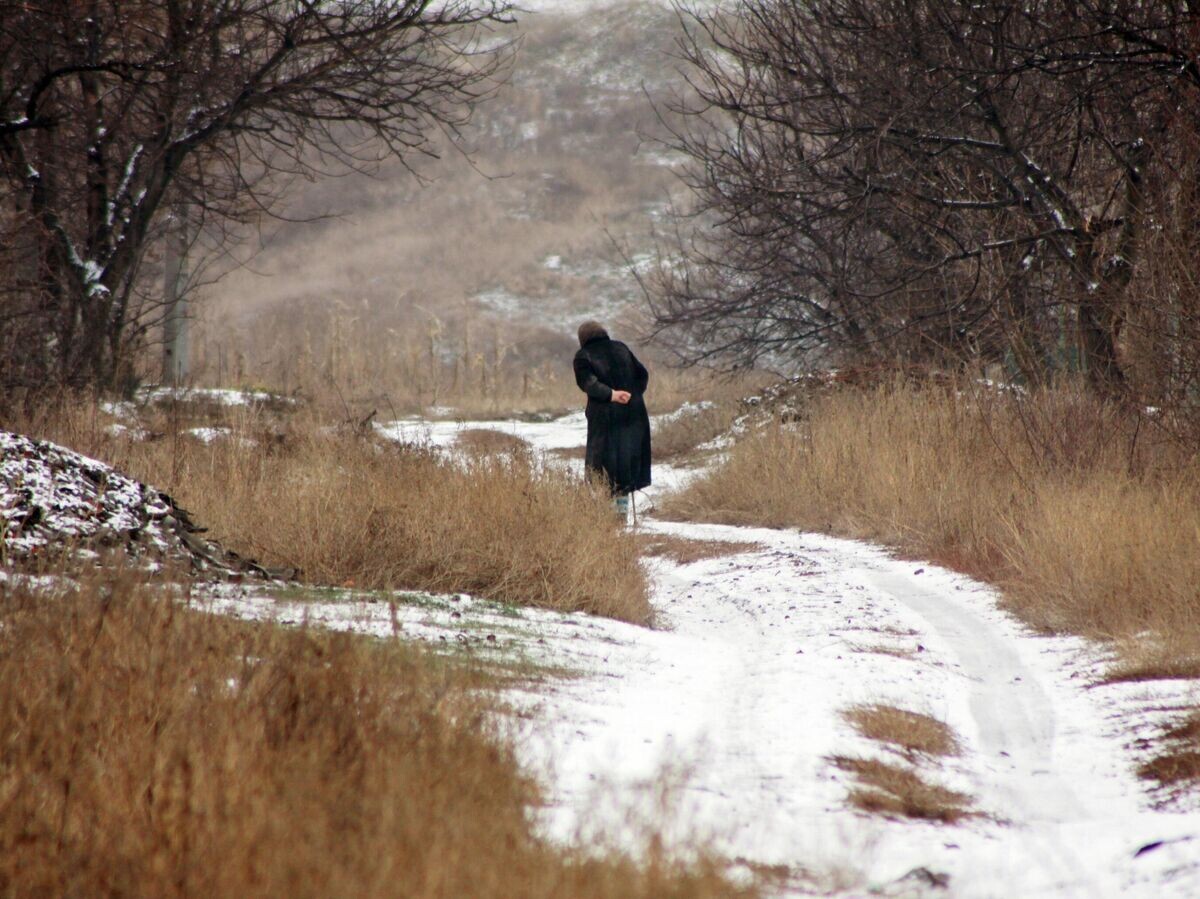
<box><xmin>640</xmin><ymin>534</ymin><xmax>763</xmax><ymax>565</ymax></box>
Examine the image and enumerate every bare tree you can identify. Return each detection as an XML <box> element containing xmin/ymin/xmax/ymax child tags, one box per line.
<box><xmin>0</xmin><ymin>0</ymin><xmax>513</xmax><ymax>392</ymax></box>
<box><xmin>651</xmin><ymin>0</ymin><xmax>1200</xmax><ymax>390</ymax></box>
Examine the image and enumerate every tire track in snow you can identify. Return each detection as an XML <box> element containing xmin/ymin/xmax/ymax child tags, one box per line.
<box><xmin>525</xmin><ymin>519</ymin><xmax>1200</xmax><ymax>897</ymax></box>
<box><xmin>367</xmin><ymin>413</ymin><xmax>1200</xmax><ymax>895</ymax></box>
<box><xmin>859</xmin><ymin>562</ymin><xmax>1099</xmax><ymax>894</ymax></box>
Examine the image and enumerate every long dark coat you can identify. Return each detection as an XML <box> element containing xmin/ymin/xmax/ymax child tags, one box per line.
<box><xmin>573</xmin><ymin>335</ymin><xmax>651</xmax><ymax>495</ymax></box>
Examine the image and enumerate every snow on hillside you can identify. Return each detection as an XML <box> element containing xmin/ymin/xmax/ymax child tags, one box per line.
<box><xmin>201</xmin><ymin>0</ymin><xmax>695</xmax><ymax>388</ymax></box>
<box><xmin>1</xmin><ymin>430</ymin><xmax>173</xmax><ymax>565</ymax></box>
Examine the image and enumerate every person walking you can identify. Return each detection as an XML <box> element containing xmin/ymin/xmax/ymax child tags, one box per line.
<box><xmin>573</xmin><ymin>320</ymin><xmax>651</xmax><ymax>520</ymax></box>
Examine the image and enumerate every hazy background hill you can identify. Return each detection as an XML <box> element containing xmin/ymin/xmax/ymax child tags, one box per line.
<box><xmin>194</xmin><ymin>0</ymin><xmax>698</xmax><ymax>412</ymax></box>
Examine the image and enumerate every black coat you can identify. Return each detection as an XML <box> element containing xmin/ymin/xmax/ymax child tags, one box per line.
<box><xmin>573</xmin><ymin>336</ymin><xmax>651</xmax><ymax>494</ymax></box>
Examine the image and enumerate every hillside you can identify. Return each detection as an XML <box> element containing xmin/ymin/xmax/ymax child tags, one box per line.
<box><xmin>196</xmin><ymin>0</ymin><xmax>696</xmax><ymax>406</ymax></box>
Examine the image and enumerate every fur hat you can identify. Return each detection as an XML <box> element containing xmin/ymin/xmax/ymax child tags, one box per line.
<box><xmin>577</xmin><ymin>320</ymin><xmax>609</xmax><ymax>347</ymax></box>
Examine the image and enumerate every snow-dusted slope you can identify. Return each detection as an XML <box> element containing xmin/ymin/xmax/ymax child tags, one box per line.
<box><xmin>1</xmin><ymin>429</ymin><xmax>275</xmax><ymax>577</ymax></box>
<box><xmin>1</xmin><ymin>430</ymin><xmax>173</xmax><ymax>564</ymax></box>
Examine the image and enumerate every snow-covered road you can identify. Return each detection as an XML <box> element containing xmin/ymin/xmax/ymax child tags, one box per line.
<box><xmin>509</xmin><ymin>518</ymin><xmax>1200</xmax><ymax>896</ymax></box>
<box><xmin>382</xmin><ymin>412</ymin><xmax>1200</xmax><ymax>896</ymax></box>
<box><xmin>205</xmin><ymin>411</ymin><xmax>1200</xmax><ymax>895</ymax></box>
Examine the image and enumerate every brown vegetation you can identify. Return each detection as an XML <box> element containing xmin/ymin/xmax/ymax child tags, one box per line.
<box><xmin>836</xmin><ymin>703</ymin><xmax>969</xmax><ymax>821</ymax></box>
<box><xmin>455</xmin><ymin>427</ymin><xmax>532</xmax><ymax>455</ymax></box>
<box><xmin>649</xmin><ymin>374</ymin><xmax>776</xmax><ymax>463</ymax></box>
<box><xmin>657</xmin><ymin>0</ymin><xmax>1200</xmax><ymax>401</ymax></box>
<box><xmin>0</xmin><ymin>0</ymin><xmax>513</xmax><ymax>392</ymax></box>
<box><xmin>853</xmin><ymin>644</ymin><xmax>918</xmax><ymax>660</ymax></box>
<box><xmin>651</xmin><ymin>401</ymin><xmax>738</xmax><ymax>462</ymax></box>
<box><xmin>0</xmin><ymin>574</ymin><xmax>753</xmax><ymax>897</ymax></box>
<box><xmin>177</xmin><ymin>1</ymin><xmax>692</xmax><ymax>415</ymax></box>
<box><xmin>665</xmin><ymin>382</ymin><xmax>1200</xmax><ymax>647</ymax></box>
<box><xmin>843</xmin><ymin>705</ymin><xmax>960</xmax><ymax>759</ymax></box>
<box><xmin>1138</xmin><ymin>752</ymin><xmax>1200</xmax><ymax>790</ymax></box>
<box><xmin>830</xmin><ymin>757</ymin><xmax>973</xmax><ymax>824</ymax></box>
<box><xmin>668</xmin><ymin>379</ymin><xmax>1200</xmax><ymax>784</ymax></box>
<box><xmin>1138</xmin><ymin>713</ymin><xmax>1200</xmax><ymax>793</ymax></box>
<box><xmin>10</xmin><ymin>399</ymin><xmax>651</xmax><ymax>623</ymax></box>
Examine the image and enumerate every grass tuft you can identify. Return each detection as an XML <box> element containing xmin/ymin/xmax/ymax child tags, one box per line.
<box><xmin>831</xmin><ymin>756</ymin><xmax>973</xmax><ymax>823</ymax></box>
<box><xmin>1138</xmin><ymin>712</ymin><xmax>1200</xmax><ymax>792</ymax></box>
<box><xmin>640</xmin><ymin>534</ymin><xmax>763</xmax><ymax>565</ymax></box>
<box><xmin>843</xmin><ymin>704</ymin><xmax>960</xmax><ymax>758</ymax></box>
<box><xmin>455</xmin><ymin>427</ymin><xmax>532</xmax><ymax>455</ymax></box>
<box><xmin>1138</xmin><ymin>751</ymin><xmax>1200</xmax><ymax>788</ymax></box>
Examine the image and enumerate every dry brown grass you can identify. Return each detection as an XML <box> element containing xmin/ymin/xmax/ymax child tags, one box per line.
<box><xmin>652</xmin><ymin>404</ymin><xmax>732</xmax><ymax>461</ymax></box>
<box><xmin>1102</xmin><ymin>650</ymin><xmax>1200</xmax><ymax>684</ymax></box>
<box><xmin>665</xmin><ymin>382</ymin><xmax>1200</xmax><ymax>647</ymax></box>
<box><xmin>1137</xmin><ymin>712</ymin><xmax>1200</xmax><ymax>792</ymax></box>
<box><xmin>1138</xmin><ymin>750</ymin><xmax>1200</xmax><ymax>788</ymax></box>
<box><xmin>640</xmin><ymin>534</ymin><xmax>762</xmax><ymax>565</ymax></box>
<box><xmin>843</xmin><ymin>704</ymin><xmax>960</xmax><ymax>758</ymax></box>
<box><xmin>187</xmin><ymin>307</ymin><xmax>741</xmax><ymax>424</ymax></box>
<box><xmin>853</xmin><ymin>644</ymin><xmax>918</xmax><ymax>660</ymax></box>
<box><xmin>1163</xmin><ymin>713</ymin><xmax>1200</xmax><ymax>744</ymax></box>
<box><xmin>455</xmin><ymin>427</ymin><xmax>532</xmax><ymax>455</ymax></box>
<box><xmin>667</xmin><ymin>380</ymin><xmax>1200</xmax><ymax>785</ymax></box>
<box><xmin>0</xmin><ymin>574</ymin><xmax>754</xmax><ymax>897</ymax></box>
<box><xmin>651</xmin><ymin>375</ymin><xmax>774</xmax><ymax>461</ymax></box>
<box><xmin>830</xmin><ymin>756</ymin><xmax>973</xmax><ymax>823</ymax></box>
<box><xmin>9</xmin><ymin>400</ymin><xmax>651</xmax><ymax>624</ymax></box>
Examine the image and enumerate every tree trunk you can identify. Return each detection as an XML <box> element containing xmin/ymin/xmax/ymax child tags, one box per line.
<box><xmin>161</xmin><ymin>217</ymin><xmax>189</xmax><ymax>385</ymax></box>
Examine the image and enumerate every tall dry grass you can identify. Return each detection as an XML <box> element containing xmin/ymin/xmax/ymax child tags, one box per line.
<box><xmin>668</xmin><ymin>381</ymin><xmax>1200</xmax><ymax>787</ymax></box>
<box><xmin>650</xmin><ymin>373</ymin><xmax>776</xmax><ymax>461</ymax></box>
<box><xmin>665</xmin><ymin>382</ymin><xmax>1200</xmax><ymax>655</ymax></box>
<box><xmin>0</xmin><ymin>575</ymin><xmax>753</xmax><ymax>897</ymax></box>
<box><xmin>10</xmin><ymin>400</ymin><xmax>651</xmax><ymax>624</ymax></box>
<box><xmin>186</xmin><ymin>303</ymin><xmax>736</xmax><ymax>423</ymax></box>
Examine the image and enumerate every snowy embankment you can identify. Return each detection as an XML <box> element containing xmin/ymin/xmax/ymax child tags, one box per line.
<box><xmin>367</xmin><ymin>411</ymin><xmax>1200</xmax><ymax>896</ymax></box>
<box><xmin>0</xmin><ymin>429</ymin><xmax>271</xmax><ymax>577</ymax></box>
<box><xmin>1</xmin><ymin>430</ymin><xmax>173</xmax><ymax>564</ymax></box>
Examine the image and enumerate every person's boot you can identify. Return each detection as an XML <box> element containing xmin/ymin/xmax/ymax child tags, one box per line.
<box><xmin>614</xmin><ymin>494</ymin><xmax>629</xmax><ymax>523</ymax></box>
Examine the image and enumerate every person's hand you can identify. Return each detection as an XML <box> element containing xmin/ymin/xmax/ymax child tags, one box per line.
<box><xmin>612</xmin><ymin>390</ymin><xmax>632</xmax><ymax>404</ymax></box>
